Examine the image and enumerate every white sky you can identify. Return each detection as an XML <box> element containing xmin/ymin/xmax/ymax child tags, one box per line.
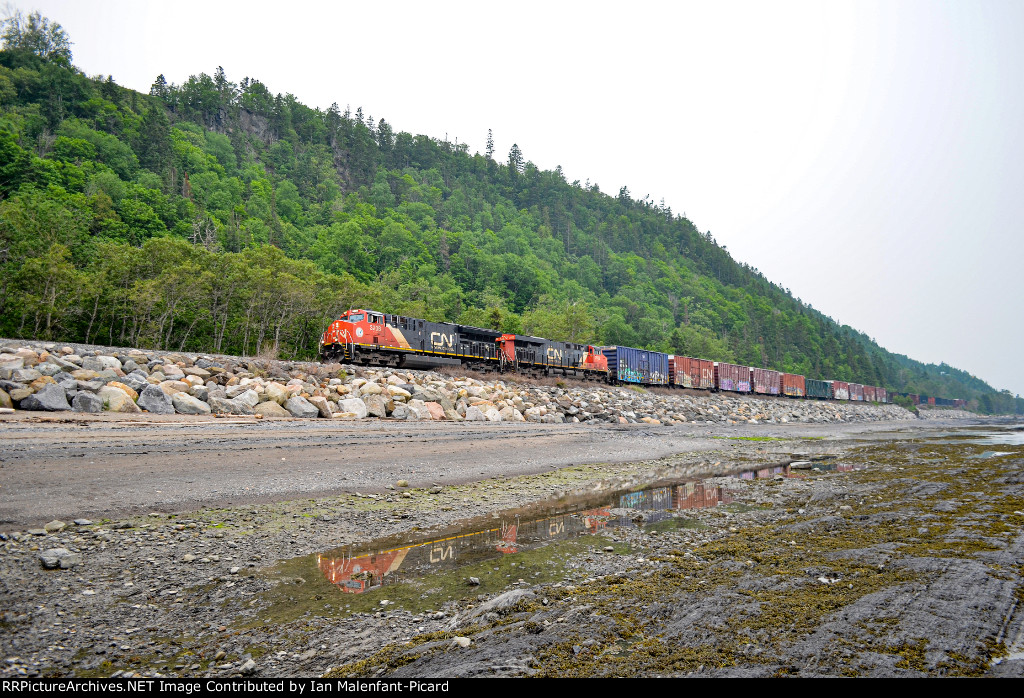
<box><xmin>18</xmin><ymin>0</ymin><xmax>1024</xmax><ymax>397</ymax></box>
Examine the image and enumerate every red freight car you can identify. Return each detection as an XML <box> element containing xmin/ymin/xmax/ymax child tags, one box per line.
<box><xmin>781</xmin><ymin>373</ymin><xmax>805</xmax><ymax>397</ymax></box>
<box><xmin>877</xmin><ymin>388</ymin><xmax>887</xmax><ymax>403</ymax></box>
<box><xmin>669</xmin><ymin>356</ymin><xmax>715</xmax><ymax>390</ymax></box>
<box><xmin>831</xmin><ymin>381</ymin><xmax>850</xmax><ymax>401</ymax></box>
<box><xmin>714</xmin><ymin>362</ymin><xmax>752</xmax><ymax>393</ymax></box>
<box><xmin>863</xmin><ymin>385</ymin><xmax>876</xmax><ymax>402</ymax></box>
<box><xmin>751</xmin><ymin>367</ymin><xmax>782</xmax><ymax>395</ymax></box>
<box><xmin>849</xmin><ymin>383</ymin><xmax>864</xmax><ymax>401</ymax></box>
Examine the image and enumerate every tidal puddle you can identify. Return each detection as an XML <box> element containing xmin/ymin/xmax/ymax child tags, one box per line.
<box><xmin>314</xmin><ymin>460</ymin><xmax>857</xmax><ymax>598</ymax></box>
<box><xmin>254</xmin><ymin>458</ymin><xmax>865</xmax><ymax>624</ymax></box>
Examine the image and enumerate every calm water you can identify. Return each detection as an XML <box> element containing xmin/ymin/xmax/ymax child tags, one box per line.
<box><xmin>317</xmin><ymin>458</ymin><xmax>859</xmax><ymax>594</ymax></box>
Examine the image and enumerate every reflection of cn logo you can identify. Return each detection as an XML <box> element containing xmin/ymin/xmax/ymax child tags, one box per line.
<box><xmin>429</xmin><ymin>544</ymin><xmax>454</xmax><ymax>563</ymax></box>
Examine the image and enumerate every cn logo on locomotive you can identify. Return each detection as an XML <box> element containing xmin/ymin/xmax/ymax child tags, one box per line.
<box><xmin>430</xmin><ymin>332</ymin><xmax>455</xmax><ymax>349</ymax></box>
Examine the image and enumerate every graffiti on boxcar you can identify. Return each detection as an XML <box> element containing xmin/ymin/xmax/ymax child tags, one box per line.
<box><xmin>619</xmin><ymin>487</ymin><xmax>672</xmax><ymax>511</ymax></box>
<box><xmin>619</xmin><ymin>367</ymin><xmax>643</xmax><ymax>383</ymax></box>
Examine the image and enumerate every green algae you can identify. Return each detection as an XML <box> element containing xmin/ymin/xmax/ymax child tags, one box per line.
<box><xmin>250</xmin><ymin>535</ymin><xmax>615</xmax><ymax>627</ymax></box>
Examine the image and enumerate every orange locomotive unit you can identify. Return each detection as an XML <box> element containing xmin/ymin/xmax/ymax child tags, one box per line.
<box><xmin>319</xmin><ymin>309</ymin><xmax>609</xmax><ymax>379</ymax></box>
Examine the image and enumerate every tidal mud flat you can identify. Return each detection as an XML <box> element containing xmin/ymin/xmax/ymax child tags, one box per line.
<box><xmin>1</xmin><ymin>419</ymin><xmax>1022</xmax><ymax>678</ymax></box>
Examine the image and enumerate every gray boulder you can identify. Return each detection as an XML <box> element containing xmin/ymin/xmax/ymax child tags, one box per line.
<box><xmin>232</xmin><ymin>389</ymin><xmax>260</xmax><ymax>408</ymax></box>
<box><xmin>208</xmin><ymin>396</ymin><xmax>254</xmax><ymax>415</ymax></box>
<box><xmin>172</xmin><ymin>392</ymin><xmax>212</xmax><ymax>415</ymax></box>
<box><xmin>82</xmin><ymin>356</ymin><xmax>122</xmax><ymax>372</ymax></box>
<box><xmin>137</xmin><ymin>384</ymin><xmax>174</xmax><ymax>414</ymax></box>
<box><xmin>35</xmin><ymin>362</ymin><xmax>62</xmax><ymax>377</ymax></box>
<box><xmin>46</xmin><ymin>356</ymin><xmax>77</xmax><ymax>371</ymax></box>
<box><xmin>54</xmin><ymin>371</ymin><xmax>78</xmax><ymax>388</ymax></box>
<box><xmin>121</xmin><ymin>371</ymin><xmax>150</xmax><ymax>394</ymax></box>
<box><xmin>391</xmin><ymin>404</ymin><xmax>413</xmax><ymax>420</ymax></box>
<box><xmin>11</xmin><ymin>368</ymin><xmax>42</xmax><ymax>383</ymax></box>
<box><xmin>20</xmin><ymin>384</ymin><xmax>71</xmax><ymax>411</ymax></box>
<box><xmin>71</xmin><ymin>392</ymin><xmax>103</xmax><ymax>413</ymax></box>
<box><xmin>38</xmin><ymin>548</ymin><xmax>81</xmax><ymax>570</ymax></box>
<box><xmin>285</xmin><ymin>396</ymin><xmax>319</xmax><ymax>418</ymax></box>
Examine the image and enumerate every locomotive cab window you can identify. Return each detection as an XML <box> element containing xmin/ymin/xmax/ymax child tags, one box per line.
<box><xmin>348</xmin><ymin>313</ymin><xmax>364</xmax><ymax>323</ymax></box>
<box><xmin>368</xmin><ymin>314</ymin><xmax>382</xmax><ymax>324</ymax></box>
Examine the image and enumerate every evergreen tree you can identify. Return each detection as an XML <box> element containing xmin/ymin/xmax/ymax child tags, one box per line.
<box><xmin>150</xmin><ymin>74</ymin><xmax>168</xmax><ymax>99</ymax></box>
<box><xmin>137</xmin><ymin>105</ymin><xmax>172</xmax><ymax>175</ymax></box>
<box><xmin>508</xmin><ymin>143</ymin><xmax>523</xmax><ymax>174</ymax></box>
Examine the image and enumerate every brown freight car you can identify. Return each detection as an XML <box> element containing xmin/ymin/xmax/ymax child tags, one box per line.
<box><xmin>714</xmin><ymin>362</ymin><xmax>752</xmax><ymax>393</ymax></box>
<box><xmin>751</xmin><ymin>367</ymin><xmax>782</xmax><ymax>395</ymax></box>
<box><xmin>669</xmin><ymin>356</ymin><xmax>715</xmax><ymax>390</ymax></box>
<box><xmin>781</xmin><ymin>373</ymin><xmax>805</xmax><ymax>397</ymax></box>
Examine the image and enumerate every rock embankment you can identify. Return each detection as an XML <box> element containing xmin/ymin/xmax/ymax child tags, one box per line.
<box><xmin>0</xmin><ymin>341</ymin><xmax>912</xmax><ymax>425</ymax></box>
<box><xmin>915</xmin><ymin>407</ymin><xmax>979</xmax><ymax>420</ymax></box>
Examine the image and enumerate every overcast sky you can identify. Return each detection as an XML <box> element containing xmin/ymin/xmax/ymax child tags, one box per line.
<box><xmin>18</xmin><ymin>0</ymin><xmax>1024</xmax><ymax>396</ymax></box>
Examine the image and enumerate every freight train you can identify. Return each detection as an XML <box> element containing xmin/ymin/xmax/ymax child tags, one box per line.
<box><xmin>319</xmin><ymin>308</ymin><xmax>960</xmax><ymax>406</ymax></box>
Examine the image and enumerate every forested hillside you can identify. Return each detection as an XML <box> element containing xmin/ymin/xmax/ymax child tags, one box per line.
<box><xmin>1</xmin><ymin>11</ymin><xmax>1019</xmax><ymax>413</ymax></box>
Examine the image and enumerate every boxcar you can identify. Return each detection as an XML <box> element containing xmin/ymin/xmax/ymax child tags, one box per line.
<box><xmin>781</xmin><ymin>373</ymin><xmax>806</xmax><ymax>397</ymax></box>
<box><xmin>863</xmin><ymin>385</ymin><xmax>877</xmax><ymax>402</ymax></box>
<box><xmin>715</xmin><ymin>362</ymin><xmax>752</xmax><ymax>393</ymax></box>
<box><xmin>601</xmin><ymin>346</ymin><xmax>669</xmax><ymax>386</ymax></box>
<box><xmin>849</xmin><ymin>383</ymin><xmax>864</xmax><ymax>402</ymax></box>
<box><xmin>877</xmin><ymin>387</ymin><xmax>887</xmax><ymax>403</ymax></box>
<box><xmin>830</xmin><ymin>380</ymin><xmax>850</xmax><ymax>401</ymax></box>
<box><xmin>751</xmin><ymin>368</ymin><xmax>782</xmax><ymax>395</ymax></box>
<box><xmin>669</xmin><ymin>356</ymin><xmax>715</xmax><ymax>390</ymax></box>
<box><xmin>806</xmin><ymin>378</ymin><xmax>832</xmax><ymax>400</ymax></box>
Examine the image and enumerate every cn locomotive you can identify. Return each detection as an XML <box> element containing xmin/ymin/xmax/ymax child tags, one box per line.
<box><xmin>319</xmin><ymin>308</ymin><xmax>961</xmax><ymax>405</ymax></box>
<box><xmin>318</xmin><ymin>309</ymin><xmax>609</xmax><ymax>380</ymax></box>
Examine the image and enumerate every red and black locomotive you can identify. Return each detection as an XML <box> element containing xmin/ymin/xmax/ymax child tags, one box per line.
<box><xmin>318</xmin><ymin>308</ymin><xmax>609</xmax><ymax>379</ymax></box>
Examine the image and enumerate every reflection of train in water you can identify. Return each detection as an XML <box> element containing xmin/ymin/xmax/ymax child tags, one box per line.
<box><xmin>318</xmin><ymin>479</ymin><xmax>736</xmax><ymax>593</ymax></box>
